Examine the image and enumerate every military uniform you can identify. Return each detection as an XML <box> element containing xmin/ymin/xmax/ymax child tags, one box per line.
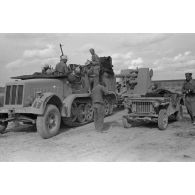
<box><xmin>91</xmin><ymin>53</ymin><xmax>100</xmax><ymax>65</ymax></box>
<box><xmin>182</xmin><ymin>78</ymin><xmax>195</xmax><ymax>123</ymax></box>
<box><xmin>91</xmin><ymin>84</ymin><xmax>109</xmax><ymax>131</ymax></box>
<box><xmin>55</xmin><ymin>61</ymin><xmax>69</xmax><ymax>75</ymax></box>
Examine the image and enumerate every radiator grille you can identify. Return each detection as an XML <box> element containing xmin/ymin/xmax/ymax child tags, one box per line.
<box><xmin>132</xmin><ymin>101</ymin><xmax>153</xmax><ymax>113</ymax></box>
<box><xmin>17</xmin><ymin>85</ymin><xmax>24</xmax><ymax>105</ymax></box>
<box><xmin>5</xmin><ymin>86</ymin><xmax>11</xmax><ymax>105</ymax></box>
<box><xmin>5</xmin><ymin>85</ymin><xmax>24</xmax><ymax>105</ymax></box>
<box><xmin>11</xmin><ymin>85</ymin><xmax>17</xmax><ymax>105</ymax></box>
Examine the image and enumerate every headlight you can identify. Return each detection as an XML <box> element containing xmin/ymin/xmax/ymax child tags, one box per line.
<box><xmin>153</xmin><ymin>101</ymin><xmax>160</xmax><ymax>107</ymax></box>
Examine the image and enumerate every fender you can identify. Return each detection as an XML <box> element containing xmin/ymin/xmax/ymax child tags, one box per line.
<box><xmin>32</xmin><ymin>92</ymin><xmax>63</xmax><ymax>115</ymax></box>
<box><xmin>62</xmin><ymin>93</ymin><xmax>91</xmax><ymax>117</ymax></box>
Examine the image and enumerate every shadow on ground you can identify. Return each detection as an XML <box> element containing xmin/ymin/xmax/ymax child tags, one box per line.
<box><xmin>103</xmin><ymin>121</ymin><xmax>122</xmax><ymax>131</ymax></box>
<box><xmin>175</xmin><ymin>130</ymin><xmax>195</xmax><ymax>138</ymax></box>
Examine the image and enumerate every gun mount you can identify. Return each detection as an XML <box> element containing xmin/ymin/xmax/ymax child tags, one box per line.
<box><xmin>116</xmin><ymin>68</ymin><xmax>153</xmax><ymax>97</ymax></box>
<box><xmin>115</xmin><ymin>68</ymin><xmax>153</xmax><ymax>107</ymax></box>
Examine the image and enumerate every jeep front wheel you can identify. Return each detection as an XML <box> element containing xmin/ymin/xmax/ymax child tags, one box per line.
<box><xmin>158</xmin><ymin>109</ymin><xmax>168</xmax><ymax>130</ymax></box>
<box><xmin>122</xmin><ymin>117</ymin><xmax>132</xmax><ymax>128</ymax></box>
<box><xmin>36</xmin><ymin>104</ymin><xmax>61</xmax><ymax>139</ymax></box>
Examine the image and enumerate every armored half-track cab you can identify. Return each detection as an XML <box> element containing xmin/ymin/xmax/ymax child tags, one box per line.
<box><xmin>0</xmin><ymin>58</ymin><xmax>116</xmax><ymax>139</ymax></box>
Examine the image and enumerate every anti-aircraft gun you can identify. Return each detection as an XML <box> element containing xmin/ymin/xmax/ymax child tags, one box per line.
<box><xmin>115</xmin><ymin>68</ymin><xmax>154</xmax><ymax>107</ymax></box>
<box><xmin>0</xmin><ymin>51</ymin><xmax>116</xmax><ymax>139</ymax></box>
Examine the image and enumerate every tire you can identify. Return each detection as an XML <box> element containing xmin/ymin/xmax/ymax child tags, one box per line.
<box><xmin>158</xmin><ymin>109</ymin><xmax>168</xmax><ymax>130</ymax></box>
<box><xmin>36</xmin><ymin>104</ymin><xmax>61</xmax><ymax>139</ymax></box>
<box><xmin>122</xmin><ymin>117</ymin><xmax>132</xmax><ymax>128</ymax></box>
<box><xmin>104</xmin><ymin>99</ymin><xmax>110</xmax><ymax>116</ymax></box>
<box><xmin>109</xmin><ymin>103</ymin><xmax>114</xmax><ymax>115</ymax></box>
<box><xmin>85</xmin><ymin>103</ymin><xmax>93</xmax><ymax>122</ymax></box>
<box><xmin>0</xmin><ymin>122</ymin><xmax>8</xmax><ymax>134</ymax></box>
<box><xmin>77</xmin><ymin>104</ymin><xmax>86</xmax><ymax>123</ymax></box>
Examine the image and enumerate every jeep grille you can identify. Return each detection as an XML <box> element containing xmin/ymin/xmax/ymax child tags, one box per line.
<box><xmin>132</xmin><ymin>101</ymin><xmax>153</xmax><ymax>113</ymax></box>
<box><xmin>5</xmin><ymin>85</ymin><xmax>24</xmax><ymax>105</ymax></box>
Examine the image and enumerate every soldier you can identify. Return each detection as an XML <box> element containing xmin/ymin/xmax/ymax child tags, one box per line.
<box><xmin>182</xmin><ymin>72</ymin><xmax>195</xmax><ymax>125</ymax></box>
<box><xmin>55</xmin><ymin>55</ymin><xmax>69</xmax><ymax>75</ymax></box>
<box><xmin>89</xmin><ymin>48</ymin><xmax>100</xmax><ymax>65</ymax></box>
<box><xmin>88</xmin><ymin>48</ymin><xmax>101</xmax><ymax>89</ymax></box>
<box><xmin>91</xmin><ymin>80</ymin><xmax>110</xmax><ymax>132</ymax></box>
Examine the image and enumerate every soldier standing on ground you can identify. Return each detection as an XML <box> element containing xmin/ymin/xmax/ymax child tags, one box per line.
<box><xmin>182</xmin><ymin>72</ymin><xmax>195</xmax><ymax>125</ymax></box>
<box><xmin>55</xmin><ymin>55</ymin><xmax>69</xmax><ymax>75</ymax></box>
<box><xmin>91</xmin><ymin>80</ymin><xmax>109</xmax><ymax>132</ymax></box>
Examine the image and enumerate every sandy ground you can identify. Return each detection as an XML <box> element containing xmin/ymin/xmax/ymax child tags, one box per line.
<box><xmin>0</xmin><ymin>108</ymin><xmax>195</xmax><ymax>162</ymax></box>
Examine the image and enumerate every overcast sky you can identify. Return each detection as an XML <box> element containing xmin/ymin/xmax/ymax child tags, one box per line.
<box><xmin>0</xmin><ymin>33</ymin><xmax>195</xmax><ymax>86</ymax></box>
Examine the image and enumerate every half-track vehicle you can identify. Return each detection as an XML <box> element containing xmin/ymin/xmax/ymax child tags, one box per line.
<box><xmin>0</xmin><ymin>56</ymin><xmax>116</xmax><ymax>139</ymax></box>
<box><xmin>122</xmin><ymin>82</ymin><xmax>184</xmax><ymax>130</ymax></box>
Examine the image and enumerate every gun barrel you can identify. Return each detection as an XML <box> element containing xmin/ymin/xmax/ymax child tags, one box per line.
<box><xmin>60</xmin><ymin>43</ymin><xmax>64</xmax><ymax>56</ymax></box>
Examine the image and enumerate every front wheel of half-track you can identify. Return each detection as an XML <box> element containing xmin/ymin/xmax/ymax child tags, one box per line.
<box><xmin>36</xmin><ymin>104</ymin><xmax>61</xmax><ymax>139</ymax></box>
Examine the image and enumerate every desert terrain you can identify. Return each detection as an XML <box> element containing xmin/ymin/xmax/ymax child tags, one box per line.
<box><xmin>0</xmin><ymin>108</ymin><xmax>195</xmax><ymax>162</ymax></box>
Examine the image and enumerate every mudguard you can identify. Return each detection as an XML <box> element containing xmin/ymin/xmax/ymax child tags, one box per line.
<box><xmin>32</xmin><ymin>92</ymin><xmax>63</xmax><ymax>115</ymax></box>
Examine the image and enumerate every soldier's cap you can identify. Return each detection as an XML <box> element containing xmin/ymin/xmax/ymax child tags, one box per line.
<box><xmin>185</xmin><ymin>72</ymin><xmax>192</xmax><ymax>76</ymax></box>
<box><xmin>60</xmin><ymin>55</ymin><xmax>68</xmax><ymax>60</ymax></box>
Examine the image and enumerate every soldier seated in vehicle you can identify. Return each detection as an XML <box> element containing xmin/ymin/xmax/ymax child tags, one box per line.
<box><xmin>55</xmin><ymin>55</ymin><xmax>69</xmax><ymax>75</ymax></box>
<box><xmin>89</xmin><ymin>48</ymin><xmax>100</xmax><ymax>65</ymax></box>
<box><xmin>42</xmin><ymin>64</ymin><xmax>54</xmax><ymax>75</ymax></box>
